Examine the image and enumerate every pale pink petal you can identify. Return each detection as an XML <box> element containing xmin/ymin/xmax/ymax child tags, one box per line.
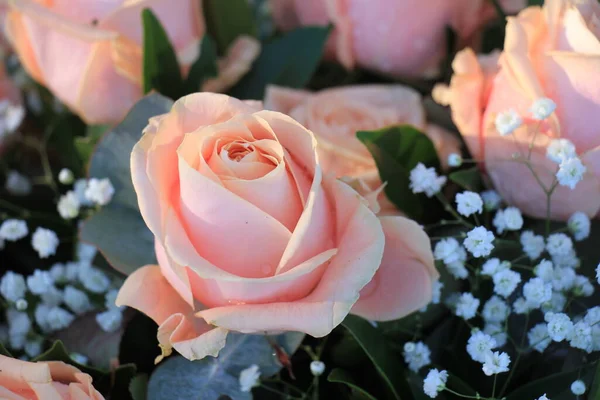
<box><xmin>264</xmin><ymin>85</ymin><xmax>312</xmax><ymax>116</ymax></box>
<box><xmin>351</xmin><ymin>216</ymin><xmax>437</xmax><ymax>321</ymax></box>
<box><xmin>270</xmin><ymin>0</ymin><xmax>301</xmax><ymax>31</ymax></box>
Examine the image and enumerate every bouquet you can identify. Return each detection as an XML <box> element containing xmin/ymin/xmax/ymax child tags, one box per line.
<box><xmin>1</xmin><ymin>0</ymin><xmax>599</xmax><ymax>399</ymax></box>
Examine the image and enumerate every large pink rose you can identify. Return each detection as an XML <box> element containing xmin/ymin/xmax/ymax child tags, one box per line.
<box><xmin>6</xmin><ymin>0</ymin><xmax>204</xmax><ymax>124</ymax></box>
<box><xmin>0</xmin><ymin>355</ymin><xmax>104</xmax><ymax>399</ymax></box>
<box><xmin>265</xmin><ymin>84</ymin><xmax>461</xmax><ymax>214</ymax></box>
<box><xmin>434</xmin><ymin>0</ymin><xmax>600</xmax><ymax>220</ymax></box>
<box><xmin>116</xmin><ymin>93</ymin><xmax>438</xmax><ymax>361</ymax></box>
<box><xmin>270</xmin><ymin>0</ymin><xmax>525</xmax><ymax>78</ymax></box>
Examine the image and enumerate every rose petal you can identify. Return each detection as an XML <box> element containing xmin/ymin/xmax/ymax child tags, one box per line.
<box><xmin>264</xmin><ymin>85</ymin><xmax>312</xmax><ymax>115</ymax></box>
<box><xmin>351</xmin><ymin>216</ymin><xmax>437</xmax><ymax>321</ymax></box>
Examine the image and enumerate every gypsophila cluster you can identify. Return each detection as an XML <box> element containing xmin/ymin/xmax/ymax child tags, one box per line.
<box><xmin>409</xmin><ymin>163</ymin><xmax>447</xmax><ymax>197</ymax></box>
<box><xmin>423</xmin><ymin>369</ymin><xmax>448</xmax><ymax>398</ymax></box>
<box><xmin>403</xmin><ymin>341</ymin><xmax>431</xmax><ymax>372</ymax></box>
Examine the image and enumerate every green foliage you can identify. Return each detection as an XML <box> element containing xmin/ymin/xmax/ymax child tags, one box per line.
<box><xmin>47</xmin><ymin>114</ymin><xmax>87</xmax><ymax>175</ymax></box>
<box><xmin>183</xmin><ymin>35</ymin><xmax>218</xmax><ymax>94</ymax></box>
<box><xmin>0</xmin><ymin>342</ymin><xmax>12</xmax><ymax>357</ymax></box>
<box><xmin>147</xmin><ymin>332</ymin><xmax>304</xmax><ymax>400</ymax></box>
<box><xmin>75</xmin><ymin>124</ymin><xmax>108</xmax><ymax>168</ymax></box>
<box><xmin>230</xmin><ymin>26</ymin><xmax>331</xmax><ymax>99</ymax></box>
<box><xmin>506</xmin><ymin>364</ymin><xmax>597</xmax><ymax>400</ymax></box>
<box><xmin>449</xmin><ymin>166</ymin><xmax>484</xmax><ymax>192</ymax></box>
<box><xmin>129</xmin><ymin>374</ymin><xmax>149</xmax><ymax>400</ymax></box>
<box><xmin>328</xmin><ymin>368</ymin><xmax>378</xmax><ymax>400</ymax></box>
<box><xmin>80</xmin><ymin>94</ymin><xmax>174</xmax><ymax>275</ymax></box>
<box><xmin>357</xmin><ymin>125</ymin><xmax>441</xmax><ymax>221</ymax></box>
<box><xmin>203</xmin><ymin>0</ymin><xmax>257</xmax><ymax>54</ymax></box>
<box><xmin>142</xmin><ymin>9</ymin><xmax>184</xmax><ymax>98</ymax></box>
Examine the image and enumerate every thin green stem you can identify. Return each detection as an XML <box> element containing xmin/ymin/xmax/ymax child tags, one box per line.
<box><xmin>436</xmin><ymin>193</ymin><xmax>475</xmax><ymax>229</ymax></box>
<box><xmin>444</xmin><ymin>388</ymin><xmax>482</xmax><ymax>399</ymax></box>
<box><xmin>260</xmin><ymin>384</ymin><xmax>300</xmax><ymax>399</ymax></box>
<box><xmin>491</xmin><ymin>375</ymin><xmax>497</xmax><ymax>399</ymax></box>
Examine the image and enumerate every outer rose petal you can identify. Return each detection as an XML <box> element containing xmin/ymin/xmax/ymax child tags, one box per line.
<box><xmin>197</xmin><ymin>177</ymin><xmax>384</xmax><ymax>337</ymax></box>
<box><xmin>116</xmin><ymin>265</ymin><xmax>228</xmax><ymax>361</ymax></box>
<box><xmin>351</xmin><ymin>216</ymin><xmax>438</xmax><ymax>321</ymax></box>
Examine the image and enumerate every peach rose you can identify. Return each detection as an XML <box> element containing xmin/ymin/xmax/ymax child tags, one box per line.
<box><xmin>0</xmin><ymin>355</ymin><xmax>104</xmax><ymax>399</ymax></box>
<box><xmin>270</xmin><ymin>0</ymin><xmax>525</xmax><ymax>78</ymax></box>
<box><xmin>265</xmin><ymin>84</ymin><xmax>461</xmax><ymax>214</ymax></box>
<box><xmin>434</xmin><ymin>0</ymin><xmax>600</xmax><ymax>220</ymax></box>
<box><xmin>116</xmin><ymin>93</ymin><xmax>438</xmax><ymax>361</ymax></box>
<box><xmin>6</xmin><ymin>0</ymin><xmax>204</xmax><ymax>124</ymax></box>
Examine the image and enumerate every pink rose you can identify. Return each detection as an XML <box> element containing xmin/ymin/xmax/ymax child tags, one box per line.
<box><xmin>270</xmin><ymin>0</ymin><xmax>525</xmax><ymax>78</ymax></box>
<box><xmin>116</xmin><ymin>93</ymin><xmax>437</xmax><ymax>361</ymax></box>
<box><xmin>265</xmin><ymin>84</ymin><xmax>461</xmax><ymax>214</ymax></box>
<box><xmin>6</xmin><ymin>0</ymin><xmax>204</xmax><ymax>124</ymax></box>
<box><xmin>434</xmin><ymin>0</ymin><xmax>600</xmax><ymax>220</ymax></box>
<box><xmin>0</xmin><ymin>355</ymin><xmax>104</xmax><ymax>399</ymax></box>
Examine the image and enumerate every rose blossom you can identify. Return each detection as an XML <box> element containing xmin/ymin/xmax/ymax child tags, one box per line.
<box><xmin>265</xmin><ymin>84</ymin><xmax>461</xmax><ymax>214</ymax></box>
<box><xmin>270</xmin><ymin>0</ymin><xmax>525</xmax><ymax>78</ymax></box>
<box><xmin>0</xmin><ymin>354</ymin><xmax>104</xmax><ymax>399</ymax></box>
<box><xmin>117</xmin><ymin>93</ymin><xmax>438</xmax><ymax>361</ymax></box>
<box><xmin>435</xmin><ymin>0</ymin><xmax>600</xmax><ymax>220</ymax></box>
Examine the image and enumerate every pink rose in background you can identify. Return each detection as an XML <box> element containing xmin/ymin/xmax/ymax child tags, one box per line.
<box><xmin>434</xmin><ymin>0</ymin><xmax>600</xmax><ymax>220</ymax></box>
<box><xmin>116</xmin><ymin>93</ymin><xmax>437</xmax><ymax>361</ymax></box>
<box><xmin>270</xmin><ymin>0</ymin><xmax>525</xmax><ymax>78</ymax></box>
<box><xmin>6</xmin><ymin>0</ymin><xmax>204</xmax><ymax>124</ymax></box>
<box><xmin>0</xmin><ymin>355</ymin><xmax>104</xmax><ymax>399</ymax></box>
<box><xmin>265</xmin><ymin>84</ymin><xmax>461</xmax><ymax>214</ymax></box>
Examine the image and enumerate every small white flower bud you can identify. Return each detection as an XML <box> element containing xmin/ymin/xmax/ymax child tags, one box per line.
<box><xmin>310</xmin><ymin>360</ymin><xmax>326</xmax><ymax>376</ymax></box>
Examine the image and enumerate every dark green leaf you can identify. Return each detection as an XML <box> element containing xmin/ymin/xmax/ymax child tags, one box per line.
<box><xmin>80</xmin><ymin>93</ymin><xmax>173</xmax><ymax>275</ymax></box>
<box><xmin>342</xmin><ymin>315</ymin><xmax>414</xmax><ymax>400</ymax></box>
<box><xmin>587</xmin><ymin>362</ymin><xmax>600</xmax><ymax>399</ymax></box>
<box><xmin>147</xmin><ymin>332</ymin><xmax>304</xmax><ymax>400</ymax></box>
<box><xmin>184</xmin><ymin>35</ymin><xmax>218</xmax><ymax>93</ymax></box>
<box><xmin>203</xmin><ymin>0</ymin><xmax>257</xmax><ymax>54</ymax></box>
<box><xmin>506</xmin><ymin>366</ymin><xmax>596</xmax><ymax>400</ymax></box>
<box><xmin>449</xmin><ymin>167</ymin><xmax>483</xmax><ymax>192</ymax></box>
<box><xmin>528</xmin><ymin>0</ymin><xmax>544</xmax><ymax>5</ymax></box>
<box><xmin>0</xmin><ymin>342</ymin><xmax>13</xmax><ymax>357</ymax></box>
<box><xmin>230</xmin><ymin>26</ymin><xmax>330</xmax><ymax>99</ymax></box>
<box><xmin>47</xmin><ymin>114</ymin><xmax>86</xmax><ymax>175</ymax></box>
<box><xmin>357</xmin><ymin>125</ymin><xmax>441</xmax><ymax>220</ymax></box>
<box><xmin>328</xmin><ymin>368</ymin><xmax>378</xmax><ymax>400</ymax></box>
<box><xmin>130</xmin><ymin>374</ymin><xmax>149</xmax><ymax>400</ymax></box>
<box><xmin>142</xmin><ymin>9</ymin><xmax>184</xmax><ymax>98</ymax></box>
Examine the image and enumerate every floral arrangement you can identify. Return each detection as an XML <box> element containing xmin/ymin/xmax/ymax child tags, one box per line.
<box><xmin>0</xmin><ymin>0</ymin><xmax>599</xmax><ymax>399</ymax></box>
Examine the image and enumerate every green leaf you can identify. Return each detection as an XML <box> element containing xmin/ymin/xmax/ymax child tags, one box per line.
<box><xmin>0</xmin><ymin>342</ymin><xmax>13</xmax><ymax>357</ymax></box>
<box><xmin>357</xmin><ymin>125</ymin><xmax>441</xmax><ymax>220</ymax></box>
<box><xmin>147</xmin><ymin>332</ymin><xmax>305</xmax><ymax>400</ymax></box>
<box><xmin>506</xmin><ymin>366</ymin><xmax>596</xmax><ymax>400</ymax></box>
<box><xmin>230</xmin><ymin>26</ymin><xmax>330</xmax><ymax>99</ymax></box>
<box><xmin>342</xmin><ymin>315</ymin><xmax>415</xmax><ymax>400</ymax></box>
<box><xmin>80</xmin><ymin>93</ymin><xmax>174</xmax><ymax>275</ymax></box>
<box><xmin>75</xmin><ymin>124</ymin><xmax>108</xmax><ymax>167</ymax></box>
<box><xmin>142</xmin><ymin>9</ymin><xmax>183</xmax><ymax>98</ymax></box>
<box><xmin>449</xmin><ymin>167</ymin><xmax>483</xmax><ymax>192</ymax></box>
<box><xmin>528</xmin><ymin>0</ymin><xmax>544</xmax><ymax>5</ymax></box>
<box><xmin>47</xmin><ymin>114</ymin><xmax>87</xmax><ymax>175</ymax></box>
<box><xmin>586</xmin><ymin>362</ymin><xmax>600</xmax><ymax>399</ymax></box>
<box><xmin>328</xmin><ymin>369</ymin><xmax>378</xmax><ymax>400</ymax></box>
<box><xmin>130</xmin><ymin>374</ymin><xmax>149</xmax><ymax>400</ymax></box>
<box><xmin>203</xmin><ymin>0</ymin><xmax>257</xmax><ymax>54</ymax></box>
<box><xmin>184</xmin><ymin>35</ymin><xmax>218</xmax><ymax>93</ymax></box>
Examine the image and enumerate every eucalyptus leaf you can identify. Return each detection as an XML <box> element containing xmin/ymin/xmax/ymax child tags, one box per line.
<box><xmin>328</xmin><ymin>368</ymin><xmax>378</xmax><ymax>400</ymax></box>
<box><xmin>142</xmin><ymin>9</ymin><xmax>184</xmax><ymax>98</ymax></box>
<box><xmin>204</xmin><ymin>0</ymin><xmax>257</xmax><ymax>54</ymax></box>
<box><xmin>80</xmin><ymin>93</ymin><xmax>173</xmax><ymax>275</ymax></box>
<box><xmin>229</xmin><ymin>26</ymin><xmax>330</xmax><ymax>99</ymax></box>
<box><xmin>342</xmin><ymin>315</ymin><xmax>414</xmax><ymax>400</ymax></box>
<box><xmin>357</xmin><ymin>125</ymin><xmax>441</xmax><ymax>221</ymax></box>
<box><xmin>148</xmin><ymin>332</ymin><xmax>304</xmax><ymax>400</ymax></box>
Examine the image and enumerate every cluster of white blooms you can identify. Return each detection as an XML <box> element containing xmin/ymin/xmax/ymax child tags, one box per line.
<box><xmin>495</xmin><ymin>109</ymin><xmax>522</xmax><ymax>136</ymax></box>
<box><xmin>433</xmin><ymin>238</ymin><xmax>468</xmax><ymax>279</ymax></box>
<box><xmin>463</xmin><ymin>227</ymin><xmax>495</xmax><ymax>258</ymax></box>
<box><xmin>481</xmin><ymin>190</ymin><xmax>502</xmax><ymax>211</ymax></box>
<box><xmin>0</xmin><ymin>242</ymin><xmax>124</xmax><ymax>358</ymax></box>
<box><xmin>0</xmin><ymin>219</ymin><xmax>61</xmax><ymax>259</ymax></box>
<box><xmin>403</xmin><ymin>341</ymin><xmax>431</xmax><ymax>372</ymax></box>
<box><xmin>56</xmin><ymin>176</ymin><xmax>115</xmax><ymax>220</ymax></box>
<box><xmin>423</xmin><ymin>369</ymin><xmax>448</xmax><ymax>398</ymax></box>
<box><xmin>493</xmin><ymin>207</ymin><xmax>523</xmax><ymax>234</ymax></box>
<box><xmin>546</xmin><ymin>138</ymin><xmax>586</xmax><ymax>189</ymax></box>
<box><xmin>455</xmin><ymin>191</ymin><xmax>483</xmax><ymax>217</ymax></box>
<box><xmin>409</xmin><ymin>163</ymin><xmax>447</xmax><ymax>197</ymax></box>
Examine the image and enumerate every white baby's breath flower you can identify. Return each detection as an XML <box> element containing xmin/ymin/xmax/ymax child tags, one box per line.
<box><xmin>0</xmin><ymin>219</ymin><xmax>28</xmax><ymax>241</ymax></box>
<box><xmin>528</xmin><ymin>323</ymin><xmax>551</xmax><ymax>352</ymax></box>
<box><xmin>495</xmin><ymin>109</ymin><xmax>522</xmax><ymax>136</ymax></box>
<box><xmin>545</xmin><ymin>312</ymin><xmax>573</xmax><ymax>342</ymax></box>
<box><xmin>5</xmin><ymin>170</ymin><xmax>31</xmax><ymax>196</ymax></box>
<box><xmin>542</xmin><ymin>292</ymin><xmax>567</xmax><ymax>313</ymax></box>
<box><xmin>446</xmin><ymin>262</ymin><xmax>469</xmax><ymax>280</ymax></box>
<box><xmin>239</xmin><ymin>364</ymin><xmax>260</xmax><ymax>392</ymax></box>
<box><xmin>534</xmin><ymin>259</ymin><xmax>554</xmax><ymax>282</ymax></box>
<box><xmin>570</xmin><ymin>380</ymin><xmax>586</xmax><ymax>396</ymax></box>
<box><xmin>573</xmin><ymin>275</ymin><xmax>594</xmax><ymax>297</ymax></box>
<box><xmin>78</xmin><ymin>265</ymin><xmax>110</xmax><ymax>294</ymax></box>
<box><xmin>434</xmin><ymin>238</ymin><xmax>461</xmax><ymax>265</ymax></box>
<box><xmin>492</xmin><ymin>269</ymin><xmax>521</xmax><ymax>298</ymax></box>
<box><xmin>546</xmin><ymin>233</ymin><xmax>573</xmax><ymax>258</ymax></box>
<box><xmin>31</xmin><ymin>227</ymin><xmax>59</xmax><ymax>258</ymax></box>
<box><xmin>403</xmin><ymin>341</ymin><xmax>431</xmax><ymax>372</ymax></box>
<box><xmin>481</xmin><ymin>190</ymin><xmax>501</xmax><ymax>211</ymax></box>
<box><xmin>24</xmin><ymin>338</ymin><xmax>43</xmax><ymax>358</ymax></box>
<box><xmin>484</xmin><ymin>323</ymin><xmax>507</xmax><ymax>347</ymax></box>
<box><xmin>63</xmin><ymin>286</ymin><xmax>92</xmax><ymax>315</ymax></box>
<box><xmin>520</xmin><ymin>231</ymin><xmax>545</xmax><ymax>260</ymax></box>
<box><xmin>85</xmin><ymin>178</ymin><xmax>115</xmax><ymax>206</ymax></box>
<box><xmin>15</xmin><ymin>299</ymin><xmax>28</xmax><ymax>311</ymax></box>
<box><xmin>104</xmin><ymin>289</ymin><xmax>122</xmax><ymax>310</ymax></box>
<box><xmin>546</xmin><ymin>138</ymin><xmax>576</xmax><ymax>164</ymax></box>
<box><xmin>49</xmin><ymin>263</ymin><xmax>67</xmax><ymax>283</ymax></box>
<box><xmin>310</xmin><ymin>361</ymin><xmax>325</xmax><ymax>376</ymax></box>
<box><xmin>556</xmin><ymin>157</ymin><xmax>586</xmax><ymax>189</ymax></box>
<box><xmin>569</xmin><ymin>321</ymin><xmax>592</xmax><ymax>352</ymax></box>
<box><xmin>530</xmin><ymin>97</ymin><xmax>556</xmax><ymax>120</ymax></box>
<box><xmin>537</xmin><ymin>395</ymin><xmax>550</xmax><ymax>400</ymax></box>
<box><xmin>568</xmin><ymin>212</ymin><xmax>591</xmax><ymax>241</ymax></box>
<box><xmin>57</xmin><ymin>191</ymin><xmax>80</xmax><ymax>220</ymax></box>
<box><xmin>74</xmin><ymin>179</ymin><xmax>93</xmax><ymax>206</ymax></box>
<box><xmin>482</xmin><ymin>296</ymin><xmax>509</xmax><ymax>323</ymax></box>
<box><xmin>45</xmin><ymin>307</ymin><xmax>74</xmax><ymax>332</ymax></box>
<box><xmin>0</xmin><ymin>272</ymin><xmax>26</xmax><ymax>302</ymax></box>
<box><xmin>26</xmin><ymin>270</ymin><xmax>54</xmax><ymax>295</ymax></box>
<box><xmin>466</xmin><ymin>330</ymin><xmax>497</xmax><ymax>363</ymax></box>
<box><xmin>523</xmin><ymin>277</ymin><xmax>552</xmax><ymax>308</ymax></box>
<box><xmin>493</xmin><ymin>210</ymin><xmax>506</xmax><ymax>234</ymax></box>
<box><xmin>448</xmin><ymin>153</ymin><xmax>462</xmax><ymax>167</ymax></box>
<box><xmin>482</xmin><ymin>351</ymin><xmax>510</xmax><ymax>376</ymax></box>
<box><xmin>455</xmin><ymin>191</ymin><xmax>483</xmax><ymax>217</ymax></box>
<box><xmin>7</xmin><ymin>310</ymin><xmax>31</xmax><ymax>336</ymax></box>
<box><xmin>431</xmin><ymin>281</ymin><xmax>443</xmax><ymax>304</ymax></box>
<box><xmin>464</xmin><ymin>227</ymin><xmax>494</xmax><ymax>257</ymax></box>
<box><xmin>409</xmin><ymin>163</ymin><xmax>447</xmax><ymax>197</ymax></box>
<box><xmin>551</xmin><ymin>267</ymin><xmax>576</xmax><ymax>292</ymax></box>
<box><xmin>502</xmin><ymin>207</ymin><xmax>523</xmax><ymax>231</ymax></box>
<box><xmin>40</xmin><ymin>286</ymin><xmax>63</xmax><ymax>307</ymax></box>
<box><xmin>423</xmin><ymin>369</ymin><xmax>448</xmax><ymax>398</ymax></box>
<box><xmin>58</xmin><ymin>168</ymin><xmax>74</xmax><ymax>185</ymax></box>
<box><xmin>481</xmin><ymin>258</ymin><xmax>510</xmax><ymax>277</ymax></box>
<box><xmin>96</xmin><ymin>309</ymin><xmax>123</xmax><ymax>333</ymax></box>
<box><xmin>77</xmin><ymin>242</ymin><xmax>97</xmax><ymax>263</ymax></box>
<box><xmin>513</xmin><ymin>297</ymin><xmax>532</xmax><ymax>314</ymax></box>
<box><xmin>455</xmin><ymin>293</ymin><xmax>480</xmax><ymax>320</ymax></box>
